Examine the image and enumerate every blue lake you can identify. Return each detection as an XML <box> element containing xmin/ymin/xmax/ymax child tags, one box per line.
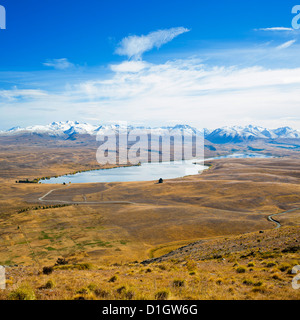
<box><xmin>41</xmin><ymin>153</ymin><xmax>273</xmax><ymax>184</ymax></box>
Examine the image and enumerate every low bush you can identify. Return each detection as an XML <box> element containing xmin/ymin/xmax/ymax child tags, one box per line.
<box><xmin>116</xmin><ymin>285</ymin><xmax>134</xmax><ymax>300</ymax></box>
<box><xmin>242</xmin><ymin>279</ymin><xmax>254</xmax><ymax>286</ymax></box>
<box><xmin>42</xmin><ymin>266</ymin><xmax>53</xmax><ymax>275</ymax></box>
<box><xmin>236</xmin><ymin>266</ymin><xmax>246</xmax><ymax>273</ymax></box>
<box><xmin>94</xmin><ymin>288</ymin><xmax>110</xmax><ymax>298</ymax></box>
<box><xmin>155</xmin><ymin>289</ymin><xmax>170</xmax><ymax>300</ymax></box>
<box><xmin>108</xmin><ymin>275</ymin><xmax>118</xmax><ymax>283</ymax></box>
<box><xmin>40</xmin><ymin>279</ymin><xmax>56</xmax><ymax>289</ymax></box>
<box><xmin>172</xmin><ymin>279</ymin><xmax>185</xmax><ymax>288</ymax></box>
<box><xmin>8</xmin><ymin>285</ymin><xmax>36</xmax><ymax>300</ymax></box>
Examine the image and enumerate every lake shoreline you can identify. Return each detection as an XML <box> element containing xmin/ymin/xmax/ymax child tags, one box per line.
<box><xmin>40</xmin><ymin>153</ymin><xmax>274</xmax><ymax>184</ymax></box>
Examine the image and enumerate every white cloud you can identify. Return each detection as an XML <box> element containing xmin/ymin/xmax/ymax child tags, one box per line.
<box><xmin>110</xmin><ymin>60</ymin><xmax>149</xmax><ymax>73</ymax></box>
<box><xmin>0</xmin><ymin>88</ymin><xmax>47</xmax><ymax>101</ymax></box>
<box><xmin>256</xmin><ymin>27</ymin><xmax>294</xmax><ymax>31</ymax></box>
<box><xmin>276</xmin><ymin>39</ymin><xmax>296</xmax><ymax>50</ymax></box>
<box><xmin>69</xmin><ymin>59</ymin><xmax>300</xmax><ymax>129</ymax></box>
<box><xmin>78</xmin><ymin>61</ymin><xmax>300</xmax><ymax>99</ymax></box>
<box><xmin>115</xmin><ymin>27</ymin><xmax>190</xmax><ymax>59</ymax></box>
<box><xmin>43</xmin><ymin>58</ymin><xmax>74</xmax><ymax>70</ymax></box>
<box><xmin>2</xmin><ymin>45</ymin><xmax>300</xmax><ymax>130</ymax></box>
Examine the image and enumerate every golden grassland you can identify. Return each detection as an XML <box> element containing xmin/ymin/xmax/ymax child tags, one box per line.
<box><xmin>0</xmin><ymin>138</ymin><xmax>300</xmax><ymax>299</ymax></box>
<box><xmin>2</xmin><ymin>157</ymin><xmax>300</xmax><ymax>266</ymax></box>
<box><xmin>0</xmin><ymin>226</ymin><xmax>299</xmax><ymax>300</ymax></box>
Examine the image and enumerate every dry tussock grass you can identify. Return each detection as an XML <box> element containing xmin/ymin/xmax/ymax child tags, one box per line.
<box><xmin>0</xmin><ymin>226</ymin><xmax>299</xmax><ymax>300</ymax></box>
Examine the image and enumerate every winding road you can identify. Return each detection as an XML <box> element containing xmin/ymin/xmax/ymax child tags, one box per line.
<box><xmin>267</xmin><ymin>207</ymin><xmax>300</xmax><ymax>229</ymax></box>
<box><xmin>38</xmin><ymin>187</ymin><xmax>136</xmax><ymax>205</ymax></box>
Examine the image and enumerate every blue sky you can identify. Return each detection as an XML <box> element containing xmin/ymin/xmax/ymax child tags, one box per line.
<box><xmin>0</xmin><ymin>0</ymin><xmax>300</xmax><ymax>129</ymax></box>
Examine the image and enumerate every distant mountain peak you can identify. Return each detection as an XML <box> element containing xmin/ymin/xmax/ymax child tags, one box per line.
<box><xmin>206</xmin><ymin>124</ymin><xmax>300</xmax><ymax>143</ymax></box>
<box><xmin>1</xmin><ymin>122</ymin><xmax>300</xmax><ymax>143</ymax></box>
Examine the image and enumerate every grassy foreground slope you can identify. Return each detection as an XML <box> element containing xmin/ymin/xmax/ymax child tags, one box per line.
<box><xmin>0</xmin><ymin>226</ymin><xmax>299</xmax><ymax>300</ymax></box>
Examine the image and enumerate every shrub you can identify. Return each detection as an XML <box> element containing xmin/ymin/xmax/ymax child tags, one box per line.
<box><xmin>42</xmin><ymin>266</ymin><xmax>53</xmax><ymax>275</ymax></box>
<box><xmin>40</xmin><ymin>279</ymin><xmax>56</xmax><ymax>289</ymax></box>
<box><xmin>155</xmin><ymin>289</ymin><xmax>170</xmax><ymax>300</ymax></box>
<box><xmin>236</xmin><ymin>266</ymin><xmax>246</xmax><ymax>273</ymax></box>
<box><xmin>108</xmin><ymin>275</ymin><xmax>118</xmax><ymax>283</ymax></box>
<box><xmin>8</xmin><ymin>285</ymin><xmax>36</xmax><ymax>300</ymax></box>
<box><xmin>242</xmin><ymin>279</ymin><xmax>254</xmax><ymax>286</ymax></box>
<box><xmin>55</xmin><ymin>257</ymin><xmax>68</xmax><ymax>266</ymax></box>
<box><xmin>116</xmin><ymin>285</ymin><xmax>134</xmax><ymax>300</ymax></box>
<box><xmin>172</xmin><ymin>279</ymin><xmax>185</xmax><ymax>288</ymax></box>
<box><xmin>116</xmin><ymin>286</ymin><xmax>127</xmax><ymax>294</ymax></box>
<box><xmin>94</xmin><ymin>288</ymin><xmax>110</xmax><ymax>298</ymax></box>
<box><xmin>124</xmin><ymin>290</ymin><xmax>135</xmax><ymax>300</ymax></box>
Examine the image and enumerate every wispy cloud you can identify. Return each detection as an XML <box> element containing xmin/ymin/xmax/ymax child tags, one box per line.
<box><xmin>110</xmin><ymin>60</ymin><xmax>149</xmax><ymax>73</ymax></box>
<box><xmin>276</xmin><ymin>39</ymin><xmax>296</xmax><ymax>50</ymax></box>
<box><xmin>256</xmin><ymin>27</ymin><xmax>294</xmax><ymax>31</ymax></box>
<box><xmin>2</xmin><ymin>41</ymin><xmax>300</xmax><ymax>130</ymax></box>
<box><xmin>0</xmin><ymin>88</ymin><xmax>47</xmax><ymax>101</ymax></box>
<box><xmin>66</xmin><ymin>58</ymin><xmax>300</xmax><ymax>129</ymax></box>
<box><xmin>115</xmin><ymin>27</ymin><xmax>190</xmax><ymax>60</ymax></box>
<box><xmin>43</xmin><ymin>58</ymin><xmax>74</xmax><ymax>70</ymax></box>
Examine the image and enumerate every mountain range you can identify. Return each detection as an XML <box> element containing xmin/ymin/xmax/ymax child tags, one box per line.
<box><xmin>1</xmin><ymin>121</ymin><xmax>300</xmax><ymax>144</ymax></box>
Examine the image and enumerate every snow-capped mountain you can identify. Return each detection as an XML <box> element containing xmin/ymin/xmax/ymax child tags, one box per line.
<box><xmin>273</xmin><ymin>127</ymin><xmax>300</xmax><ymax>139</ymax></box>
<box><xmin>2</xmin><ymin>121</ymin><xmax>99</xmax><ymax>137</ymax></box>
<box><xmin>206</xmin><ymin>125</ymin><xmax>300</xmax><ymax>143</ymax></box>
<box><xmin>0</xmin><ymin>122</ymin><xmax>299</xmax><ymax>143</ymax></box>
<box><xmin>0</xmin><ymin>121</ymin><xmax>203</xmax><ymax>138</ymax></box>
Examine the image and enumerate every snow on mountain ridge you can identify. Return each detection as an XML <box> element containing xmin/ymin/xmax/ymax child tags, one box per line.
<box><xmin>1</xmin><ymin>122</ymin><xmax>202</xmax><ymax>137</ymax></box>
<box><xmin>206</xmin><ymin>125</ymin><xmax>300</xmax><ymax>143</ymax></box>
<box><xmin>1</xmin><ymin>122</ymin><xmax>300</xmax><ymax>141</ymax></box>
